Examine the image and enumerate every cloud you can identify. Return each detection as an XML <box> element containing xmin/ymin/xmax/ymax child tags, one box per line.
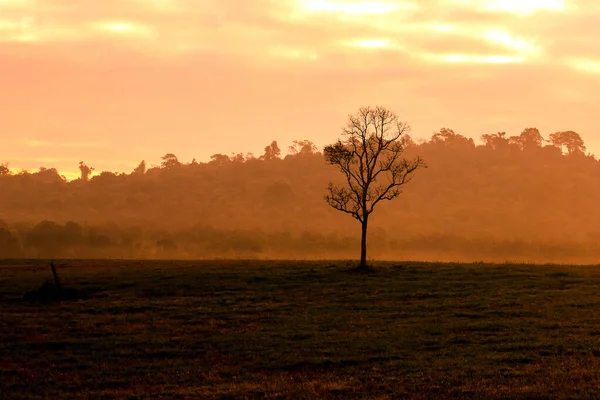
<box><xmin>121</xmin><ymin>0</ymin><xmax>182</xmax><ymax>14</ymax></box>
<box><xmin>0</xmin><ymin>0</ymin><xmax>591</xmax><ymax>70</ymax></box>
<box><xmin>446</xmin><ymin>0</ymin><xmax>567</xmax><ymax>15</ymax></box>
<box><xmin>88</xmin><ymin>20</ymin><xmax>159</xmax><ymax>39</ymax></box>
<box><xmin>298</xmin><ymin>0</ymin><xmax>415</xmax><ymax>15</ymax></box>
<box><xmin>1</xmin><ymin>0</ymin><xmax>597</xmax><ymax>81</ymax></box>
<box><xmin>566</xmin><ymin>57</ymin><xmax>600</xmax><ymax>74</ymax></box>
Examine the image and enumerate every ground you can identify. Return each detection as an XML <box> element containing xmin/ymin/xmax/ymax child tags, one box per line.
<box><xmin>2</xmin><ymin>259</ymin><xmax>600</xmax><ymax>399</ymax></box>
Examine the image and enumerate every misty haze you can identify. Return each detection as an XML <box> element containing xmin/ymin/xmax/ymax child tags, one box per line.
<box><xmin>1</xmin><ymin>124</ymin><xmax>598</xmax><ymax>264</ymax></box>
<box><xmin>3</xmin><ymin>0</ymin><xmax>600</xmax><ymax>398</ymax></box>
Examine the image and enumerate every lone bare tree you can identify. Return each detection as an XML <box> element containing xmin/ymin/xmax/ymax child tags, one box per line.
<box><xmin>324</xmin><ymin>106</ymin><xmax>425</xmax><ymax>270</ymax></box>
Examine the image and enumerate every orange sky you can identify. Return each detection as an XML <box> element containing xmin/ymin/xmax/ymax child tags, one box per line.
<box><xmin>1</xmin><ymin>0</ymin><xmax>599</xmax><ymax>179</ymax></box>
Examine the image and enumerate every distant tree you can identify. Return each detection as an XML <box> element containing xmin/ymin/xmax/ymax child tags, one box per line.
<box><xmin>261</xmin><ymin>141</ymin><xmax>281</xmax><ymax>161</ymax></box>
<box><xmin>33</xmin><ymin>167</ymin><xmax>66</xmax><ymax>184</ymax></box>
<box><xmin>161</xmin><ymin>153</ymin><xmax>180</xmax><ymax>169</ymax></box>
<box><xmin>481</xmin><ymin>132</ymin><xmax>509</xmax><ymax>150</ymax></box>
<box><xmin>25</xmin><ymin>220</ymin><xmax>66</xmax><ymax>257</ymax></box>
<box><xmin>324</xmin><ymin>106</ymin><xmax>425</xmax><ymax>270</ymax></box>
<box><xmin>430</xmin><ymin>128</ymin><xmax>475</xmax><ymax>148</ymax></box>
<box><xmin>401</xmin><ymin>135</ymin><xmax>417</xmax><ymax>148</ymax></box>
<box><xmin>288</xmin><ymin>140</ymin><xmax>318</xmax><ymax>156</ymax></box>
<box><xmin>64</xmin><ymin>221</ymin><xmax>83</xmax><ymax>245</ymax></box>
<box><xmin>210</xmin><ymin>154</ymin><xmax>230</xmax><ymax>166</ymax></box>
<box><xmin>79</xmin><ymin>161</ymin><xmax>94</xmax><ymax>182</ymax></box>
<box><xmin>133</xmin><ymin>160</ymin><xmax>146</xmax><ymax>175</ymax></box>
<box><xmin>509</xmin><ymin>128</ymin><xmax>543</xmax><ymax>150</ymax></box>
<box><xmin>230</xmin><ymin>153</ymin><xmax>246</xmax><ymax>163</ymax></box>
<box><xmin>430</xmin><ymin>128</ymin><xmax>457</xmax><ymax>143</ymax></box>
<box><xmin>245</xmin><ymin>153</ymin><xmax>255</xmax><ymax>161</ymax></box>
<box><xmin>549</xmin><ymin>131</ymin><xmax>586</xmax><ymax>155</ymax></box>
<box><xmin>0</xmin><ymin>162</ymin><xmax>10</xmax><ymax>177</ymax></box>
<box><xmin>0</xmin><ymin>228</ymin><xmax>21</xmax><ymax>258</ymax></box>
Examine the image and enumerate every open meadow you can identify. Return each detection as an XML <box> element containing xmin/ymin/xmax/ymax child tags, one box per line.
<box><xmin>3</xmin><ymin>260</ymin><xmax>600</xmax><ymax>399</ymax></box>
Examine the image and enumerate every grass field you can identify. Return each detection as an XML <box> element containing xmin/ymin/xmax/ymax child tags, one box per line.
<box><xmin>3</xmin><ymin>260</ymin><xmax>600</xmax><ymax>399</ymax></box>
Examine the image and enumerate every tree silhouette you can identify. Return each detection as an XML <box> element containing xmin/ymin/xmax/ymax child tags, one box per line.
<box><xmin>133</xmin><ymin>160</ymin><xmax>146</xmax><ymax>175</ymax></box>
<box><xmin>161</xmin><ymin>154</ymin><xmax>180</xmax><ymax>169</ymax></box>
<box><xmin>431</xmin><ymin>128</ymin><xmax>461</xmax><ymax>143</ymax></box>
<box><xmin>324</xmin><ymin>106</ymin><xmax>425</xmax><ymax>270</ymax></box>
<box><xmin>549</xmin><ymin>131</ymin><xmax>586</xmax><ymax>155</ymax></box>
<box><xmin>78</xmin><ymin>162</ymin><xmax>94</xmax><ymax>182</ymax></box>
<box><xmin>0</xmin><ymin>227</ymin><xmax>21</xmax><ymax>258</ymax></box>
<box><xmin>261</xmin><ymin>141</ymin><xmax>281</xmax><ymax>161</ymax></box>
<box><xmin>481</xmin><ymin>132</ymin><xmax>509</xmax><ymax>150</ymax></box>
<box><xmin>288</xmin><ymin>140</ymin><xmax>318</xmax><ymax>156</ymax></box>
<box><xmin>0</xmin><ymin>162</ymin><xmax>10</xmax><ymax>177</ymax></box>
<box><xmin>210</xmin><ymin>154</ymin><xmax>230</xmax><ymax>166</ymax></box>
<box><xmin>510</xmin><ymin>128</ymin><xmax>544</xmax><ymax>150</ymax></box>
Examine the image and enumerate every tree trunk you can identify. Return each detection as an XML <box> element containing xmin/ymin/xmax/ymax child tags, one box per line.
<box><xmin>360</xmin><ymin>216</ymin><xmax>368</xmax><ymax>270</ymax></box>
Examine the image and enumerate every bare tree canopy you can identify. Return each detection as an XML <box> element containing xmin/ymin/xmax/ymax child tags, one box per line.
<box><xmin>324</xmin><ymin>106</ymin><xmax>425</xmax><ymax>269</ymax></box>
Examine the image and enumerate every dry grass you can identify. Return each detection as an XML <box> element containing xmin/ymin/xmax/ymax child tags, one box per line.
<box><xmin>2</xmin><ymin>259</ymin><xmax>600</xmax><ymax>399</ymax></box>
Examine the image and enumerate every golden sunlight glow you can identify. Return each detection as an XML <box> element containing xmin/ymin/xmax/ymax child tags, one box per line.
<box><xmin>105</xmin><ymin>23</ymin><xmax>135</xmax><ymax>33</ymax></box>
<box><xmin>37</xmin><ymin>157</ymin><xmax>65</xmax><ymax>163</ymax></box>
<box><xmin>567</xmin><ymin>58</ymin><xmax>600</xmax><ymax>74</ymax></box>
<box><xmin>0</xmin><ymin>17</ymin><xmax>87</xmax><ymax>44</ymax></box>
<box><xmin>299</xmin><ymin>0</ymin><xmax>404</xmax><ymax>15</ymax></box>
<box><xmin>269</xmin><ymin>46</ymin><xmax>319</xmax><ymax>60</ymax></box>
<box><xmin>431</xmin><ymin>23</ymin><xmax>457</xmax><ymax>33</ymax></box>
<box><xmin>6</xmin><ymin>32</ymin><xmax>37</xmax><ymax>43</ymax></box>
<box><xmin>483</xmin><ymin>0</ymin><xmax>565</xmax><ymax>14</ymax></box>
<box><xmin>447</xmin><ymin>0</ymin><xmax>565</xmax><ymax>14</ymax></box>
<box><xmin>0</xmin><ymin>17</ymin><xmax>35</xmax><ymax>42</ymax></box>
<box><xmin>24</xmin><ymin>140</ymin><xmax>52</xmax><ymax>148</ymax></box>
<box><xmin>482</xmin><ymin>55</ymin><xmax>526</xmax><ymax>63</ymax></box>
<box><xmin>347</xmin><ymin>38</ymin><xmax>392</xmax><ymax>49</ymax></box>
<box><xmin>61</xmin><ymin>171</ymin><xmax>82</xmax><ymax>181</ymax></box>
<box><xmin>0</xmin><ymin>19</ymin><xmax>23</xmax><ymax>31</ymax></box>
<box><xmin>0</xmin><ymin>0</ymin><xmax>33</xmax><ymax>6</ymax></box>
<box><xmin>482</xmin><ymin>30</ymin><xmax>537</xmax><ymax>54</ymax></box>
<box><xmin>124</xmin><ymin>0</ymin><xmax>180</xmax><ymax>13</ymax></box>
<box><xmin>90</xmin><ymin>21</ymin><xmax>158</xmax><ymax>38</ymax></box>
<box><xmin>424</xmin><ymin>53</ymin><xmax>525</xmax><ymax>64</ymax></box>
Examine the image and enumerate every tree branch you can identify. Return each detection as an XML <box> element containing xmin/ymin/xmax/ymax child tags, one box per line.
<box><xmin>325</xmin><ymin>106</ymin><xmax>425</xmax><ymax>224</ymax></box>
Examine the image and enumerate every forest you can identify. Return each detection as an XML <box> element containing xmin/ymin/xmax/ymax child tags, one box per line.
<box><xmin>1</xmin><ymin>128</ymin><xmax>599</xmax><ymax>263</ymax></box>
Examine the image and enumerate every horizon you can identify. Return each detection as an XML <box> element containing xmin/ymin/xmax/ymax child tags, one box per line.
<box><xmin>2</xmin><ymin>129</ymin><xmax>596</xmax><ymax>181</ymax></box>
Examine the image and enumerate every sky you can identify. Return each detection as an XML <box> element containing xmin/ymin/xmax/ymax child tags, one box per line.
<box><xmin>1</xmin><ymin>0</ymin><xmax>599</xmax><ymax>179</ymax></box>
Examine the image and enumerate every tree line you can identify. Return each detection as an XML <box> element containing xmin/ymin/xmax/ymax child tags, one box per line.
<box><xmin>1</xmin><ymin>121</ymin><xmax>598</xmax><ymax>263</ymax></box>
